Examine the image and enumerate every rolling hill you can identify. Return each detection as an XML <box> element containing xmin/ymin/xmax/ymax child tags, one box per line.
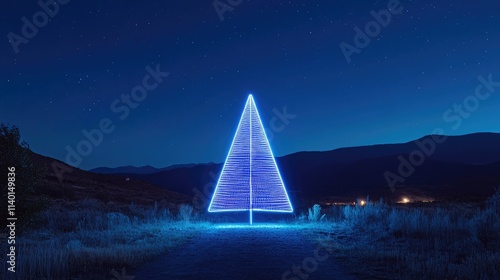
<box><xmin>120</xmin><ymin>133</ymin><xmax>500</xmax><ymax>202</ymax></box>
<box><xmin>29</xmin><ymin>152</ymin><xmax>189</xmax><ymax>207</ymax></box>
<box><xmin>89</xmin><ymin>163</ymin><xmax>200</xmax><ymax>175</ymax></box>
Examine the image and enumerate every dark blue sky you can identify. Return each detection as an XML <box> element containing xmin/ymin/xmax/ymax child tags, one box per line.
<box><xmin>2</xmin><ymin>0</ymin><xmax>500</xmax><ymax>169</ymax></box>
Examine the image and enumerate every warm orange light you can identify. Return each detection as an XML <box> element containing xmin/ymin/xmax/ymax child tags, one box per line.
<box><xmin>402</xmin><ymin>197</ymin><xmax>410</xmax><ymax>203</ymax></box>
<box><xmin>360</xmin><ymin>200</ymin><xmax>366</xmax><ymax>206</ymax></box>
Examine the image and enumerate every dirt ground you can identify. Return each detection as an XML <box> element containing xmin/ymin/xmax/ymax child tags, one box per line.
<box><xmin>133</xmin><ymin>224</ymin><xmax>358</xmax><ymax>280</ymax></box>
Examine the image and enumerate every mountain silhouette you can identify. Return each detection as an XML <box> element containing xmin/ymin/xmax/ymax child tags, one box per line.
<box><xmin>121</xmin><ymin>132</ymin><xmax>500</xmax><ymax>202</ymax></box>
<box><xmin>90</xmin><ymin>163</ymin><xmax>200</xmax><ymax>175</ymax></box>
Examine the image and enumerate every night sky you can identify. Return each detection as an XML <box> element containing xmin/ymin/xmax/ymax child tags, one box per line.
<box><xmin>2</xmin><ymin>0</ymin><xmax>500</xmax><ymax>170</ymax></box>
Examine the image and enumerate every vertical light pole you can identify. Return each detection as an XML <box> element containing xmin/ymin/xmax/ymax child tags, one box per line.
<box><xmin>249</xmin><ymin>97</ymin><xmax>253</xmax><ymax>225</ymax></box>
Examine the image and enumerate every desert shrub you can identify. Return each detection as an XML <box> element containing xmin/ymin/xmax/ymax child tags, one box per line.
<box><xmin>471</xmin><ymin>187</ymin><xmax>500</xmax><ymax>247</ymax></box>
<box><xmin>122</xmin><ymin>202</ymin><xmax>173</xmax><ymax>224</ymax></box>
<box><xmin>324</xmin><ymin>205</ymin><xmax>345</xmax><ymax>222</ymax></box>
<box><xmin>4</xmin><ymin>211</ymin><xmax>202</xmax><ymax>279</ymax></box>
<box><xmin>307</xmin><ymin>204</ymin><xmax>326</xmax><ymax>221</ymax></box>
<box><xmin>343</xmin><ymin>199</ymin><xmax>389</xmax><ymax>232</ymax></box>
<box><xmin>126</xmin><ymin>202</ymin><xmax>147</xmax><ymax>221</ymax></box>
<box><xmin>40</xmin><ymin>202</ymin><xmax>135</xmax><ymax>232</ymax></box>
<box><xmin>106</xmin><ymin>212</ymin><xmax>131</xmax><ymax>229</ymax></box>
<box><xmin>177</xmin><ymin>204</ymin><xmax>194</xmax><ymax>221</ymax></box>
<box><xmin>389</xmin><ymin>208</ymin><xmax>428</xmax><ymax>237</ymax></box>
<box><xmin>471</xmin><ymin>206</ymin><xmax>500</xmax><ymax>248</ymax></box>
<box><xmin>486</xmin><ymin>187</ymin><xmax>500</xmax><ymax>213</ymax></box>
<box><xmin>144</xmin><ymin>201</ymin><xmax>160</xmax><ymax>222</ymax></box>
<box><xmin>40</xmin><ymin>206</ymin><xmax>98</xmax><ymax>232</ymax></box>
<box><xmin>143</xmin><ymin>202</ymin><xmax>174</xmax><ymax>223</ymax></box>
<box><xmin>387</xmin><ymin>206</ymin><xmax>470</xmax><ymax>241</ymax></box>
<box><xmin>310</xmin><ymin>191</ymin><xmax>500</xmax><ymax>279</ymax></box>
<box><xmin>0</xmin><ymin>123</ymin><xmax>48</xmax><ymax>232</ymax></box>
<box><xmin>156</xmin><ymin>208</ymin><xmax>173</xmax><ymax>222</ymax></box>
<box><xmin>76</xmin><ymin>210</ymin><xmax>108</xmax><ymax>232</ymax></box>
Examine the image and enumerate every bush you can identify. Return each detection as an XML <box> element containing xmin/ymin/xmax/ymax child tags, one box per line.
<box><xmin>0</xmin><ymin>123</ymin><xmax>47</xmax><ymax>231</ymax></box>
<box><xmin>177</xmin><ymin>204</ymin><xmax>194</xmax><ymax>221</ymax></box>
<box><xmin>343</xmin><ymin>199</ymin><xmax>389</xmax><ymax>231</ymax></box>
<box><xmin>307</xmin><ymin>204</ymin><xmax>326</xmax><ymax>222</ymax></box>
<box><xmin>486</xmin><ymin>187</ymin><xmax>500</xmax><ymax>213</ymax></box>
<box><xmin>106</xmin><ymin>212</ymin><xmax>131</xmax><ymax>229</ymax></box>
<box><xmin>471</xmin><ymin>190</ymin><xmax>500</xmax><ymax>248</ymax></box>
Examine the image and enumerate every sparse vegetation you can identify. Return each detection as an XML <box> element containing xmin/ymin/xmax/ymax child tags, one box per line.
<box><xmin>306</xmin><ymin>189</ymin><xmax>500</xmax><ymax>280</ymax></box>
<box><xmin>0</xmin><ymin>123</ymin><xmax>48</xmax><ymax>231</ymax></box>
<box><xmin>306</xmin><ymin>204</ymin><xmax>326</xmax><ymax>222</ymax></box>
<box><xmin>2</xmin><ymin>191</ymin><xmax>499</xmax><ymax>279</ymax></box>
<box><xmin>0</xmin><ymin>199</ymin><xmax>203</xmax><ymax>280</ymax></box>
<box><xmin>177</xmin><ymin>204</ymin><xmax>195</xmax><ymax>222</ymax></box>
<box><xmin>1</xmin><ymin>124</ymin><xmax>498</xmax><ymax>279</ymax></box>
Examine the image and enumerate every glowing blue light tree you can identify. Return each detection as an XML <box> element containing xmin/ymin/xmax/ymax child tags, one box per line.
<box><xmin>208</xmin><ymin>94</ymin><xmax>293</xmax><ymax>224</ymax></box>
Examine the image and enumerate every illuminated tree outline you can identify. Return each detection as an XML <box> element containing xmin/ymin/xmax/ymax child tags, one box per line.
<box><xmin>208</xmin><ymin>94</ymin><xmax>293</xmax><ymax>224</ymax></box>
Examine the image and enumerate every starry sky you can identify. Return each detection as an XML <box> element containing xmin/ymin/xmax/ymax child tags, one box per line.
<box><xmin>1</xmin><ymin>0</ymin><xmax>500</xmax><ymax>170</ymax></box>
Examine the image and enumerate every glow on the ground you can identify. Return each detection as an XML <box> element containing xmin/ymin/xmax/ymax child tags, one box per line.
<box><xmin>211</xmin><ymin>223</ymin><xmax>328</xmax><ymax>230</ymax></box>
<box><xmin>214</xmin><ymin>224</ymin><xmax>292</xmax><ymax>229</ymax></box>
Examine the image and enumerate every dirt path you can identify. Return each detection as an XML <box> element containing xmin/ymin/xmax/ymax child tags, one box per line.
<box><xmin>133</xmin><ymin>225</ymin><xmax>357</xmax><ymax>280</ymax></box>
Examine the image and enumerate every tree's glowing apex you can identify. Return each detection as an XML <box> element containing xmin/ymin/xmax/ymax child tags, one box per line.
<box><xmin>208</xmin><ymin>94</ymin><xmax>293</xmax><ymax>213</ymax></box>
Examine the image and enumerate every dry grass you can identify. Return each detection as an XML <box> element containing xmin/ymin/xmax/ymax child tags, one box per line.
<box><xmin>305</xmin><ymin>190</ymin><xmax>500</xmax><ymax>279</ymax></box>
<box><xmin>0</xmin><ymin>199</ymin><xmax>205</xmax><ymax>280</ymax></box>
<box><xmin>3</xmin><ymin>190</ymin><xmax>499</xmax><ymax>279</ymax></box>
